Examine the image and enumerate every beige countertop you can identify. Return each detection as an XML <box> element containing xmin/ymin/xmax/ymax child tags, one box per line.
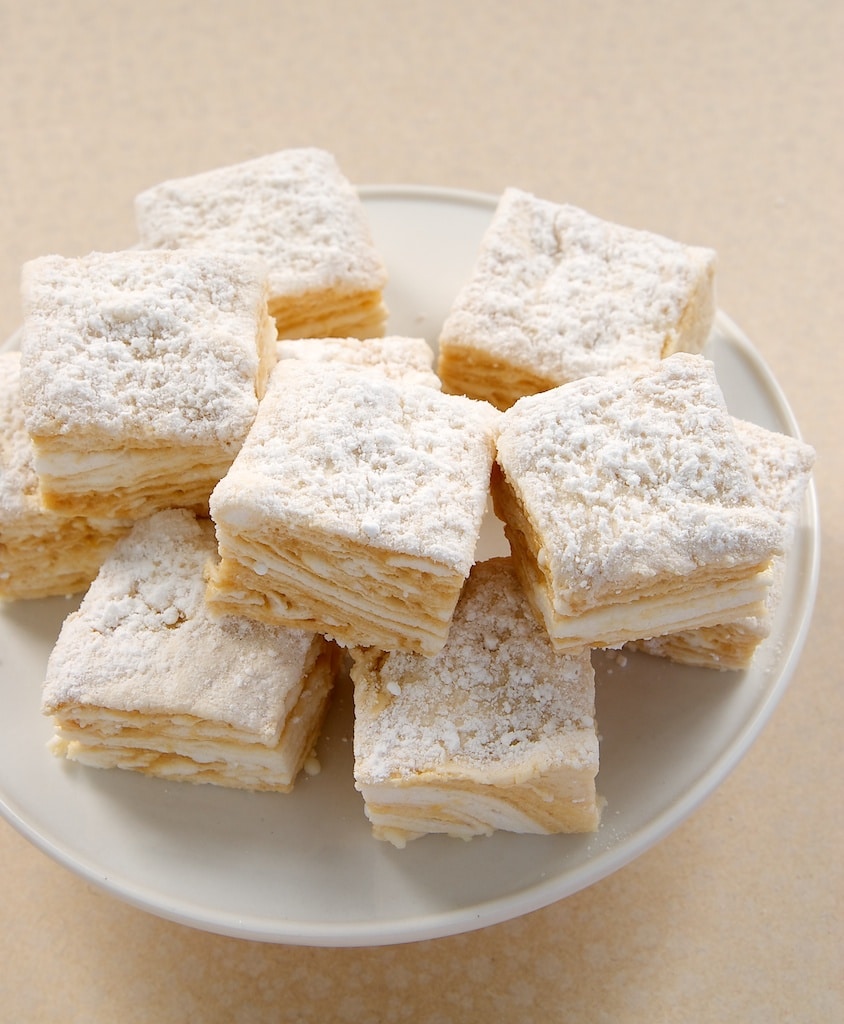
<box><xmin>0</xmin><ymin>2</ymin><xmax>841</xmax><ymax>1020</ymax></box>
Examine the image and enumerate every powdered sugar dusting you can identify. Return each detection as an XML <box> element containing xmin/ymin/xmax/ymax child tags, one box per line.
<box><xmin>41</xmin><ymin>510</ymin><xmax>318</xmax><ymax>741</ymax></box>
<box><xmin>353</xmin><ymin>558</ymin><xmax>597</xmax><ymax>782</ymax></box>
<box><xmin>134</xmin><ymin>148</ymin><xmax>387</xmax><ymax>297</ymax></box>
<box><xmin>19</xmin><ymin>249</ymin><xmax>270</xmax><ymax>447</ymax></box>
<box><xmin>440</xmin><ymin>188</ymin><xmax>715</xmax><ymax>380</ymax></box>
<box><xmin>277</xmin><ymin>335</ymin><xmax>440</xmax><ymax>388</ymax></box>
<box><xmin>210</xmin><ymin>362</ymin><xmax>499</xmax><ymax>574</ymax></box>
<box><xmin>735</xmin><ymin>418</ymin><xmax>816</xmax><ymax>532</ymax></box>
<box><xmin>495</xmin><ymin>353</ymin><xmax>784</xmax><ymax>607</ymax></box>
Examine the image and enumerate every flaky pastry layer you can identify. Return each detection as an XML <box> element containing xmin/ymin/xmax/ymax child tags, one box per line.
<box><xmin>48</xmin><ymin>643</ymin><xmax>337</xmax><ymax>791</ymax></box>
<box><xmin>270</xmin><ymin>288</ymin><xmax>387</xmax><ymax>340</ymax></box>
<box><xmin>207</xmin><ymin>522</ymin><xmax>467</xmax><ymax>656</ymax></box>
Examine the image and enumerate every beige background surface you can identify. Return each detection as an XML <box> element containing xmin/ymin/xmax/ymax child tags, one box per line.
<box><xmin>1</xmin><ymin>2</ymin><xmax>841</xmax><ymax>1021</ymax></box>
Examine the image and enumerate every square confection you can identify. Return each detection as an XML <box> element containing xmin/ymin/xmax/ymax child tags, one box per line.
<box><xmin>207</xmin><ymin>360</ymin><xmax>500</xmax><ymax>656</ymax></box>
<box><xmin>134</xmin><ymin>148</ymin><xmax>388</xmax><ymax>340</ymax></box>
<box><xmin>491</xmin><ymin>353</ymin><xmax>784</xmax><ymax>652</ymax></box>
<box><xmin>19</xmin><ymin>249</ymin><xmax>276</xmax><ymax>519</ymax></box>
<box><xmin>437</xmin><ymin>188</ymin><xmax>717</xmax><ymax>410</ymax></box>
<box><xmin>42</xmin><ymin>509</ymin><xmax>340</xmax><ymax>791</ymax></box>
<box><xmin>277</xmin><ymin>335</ymin><xmax>441</xmax><ymax>389</ymax></box>
<box><xmin>350</xmin><ymin>557</ymin><xmax>601</xmax><ymax>847</ymax></box>
<box><xmin>0</xmin><ymin>351</ymin><xmax>131</xmax><ymax>599</ymax></box>
<box><xmin>631</xmin><ymin>418</ymin><xmax>815</xmax><ymax>670</ymax></box>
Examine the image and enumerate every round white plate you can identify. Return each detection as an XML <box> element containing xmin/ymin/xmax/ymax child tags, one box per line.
<box><xmin>0</xmin><ymin>186</ymin><xmax>820</xmax><ymax>946</ymax></box>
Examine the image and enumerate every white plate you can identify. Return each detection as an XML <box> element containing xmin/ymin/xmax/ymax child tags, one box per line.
<box><xmin>0</xmin><ymin>186</ymin><xmax>820</xmax><ymax>946</ymax></box>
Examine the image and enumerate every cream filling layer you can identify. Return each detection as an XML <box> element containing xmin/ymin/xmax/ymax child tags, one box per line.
<box><xmin>523</xmin><ymin>564</ymin><xmax>773</xmax><ymax>652</ymax></box>
<box><xmin>358</xmin><ymin>768</ymin><xmax>601</xmax><ymax>848</ymax></box>
<box><xmin>32</xmin><ymin>444</ymin><xmax>237</xmax><ymax>517</ymax></box>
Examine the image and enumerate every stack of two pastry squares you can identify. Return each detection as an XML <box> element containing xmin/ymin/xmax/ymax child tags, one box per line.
<box><xmin>17</xmin><ymin>245</ymin><xmax>341</xmax><ymax>791</ymax></box>
<box><xmin>0</xmin><ymin>350</ymin><xmax>131</xmax><ymax>600</ymax></box>
<box><xmin>435</xmin><ymin>184</ymin><xmax>813</xmax><ymax>670</ymax></box>
<box><xmin>18</xmin><ymin>145</ymin><xmax>390</xmax><ymax>526</ymax></box>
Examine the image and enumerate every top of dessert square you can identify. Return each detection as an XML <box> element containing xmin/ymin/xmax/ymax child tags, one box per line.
<box><xmin>734</xmin><ymin>418</ymin><xmax>815</xmax><ymax>533</ymax></box>
<box><xmin>19</xmin><ymin>248</ymin><xmax>272</xmax><ymax>448</ymax></box>
<box><xmin>134</xmin><ymin>148</ymin><xmax>387</xmax><ymax>299</ymax></box>
<box><xmin>40</xmin><ymin>509</ymin><xmax>319</xmax><ymax>743</ymax></box>
<box><xmin>353</xmin><ymin>557</ymin><xmax>597</xmax><ymax>783</ymax></box>
<box><xmin>210</xmin><ymin>361</ymin><xmax>499</xmax><ymax>575</ymax></box>
<box><xmin>277</xmin><ymin>335</ymin><xmax>440</xmax><ymax>389</ymax></box>
<box><xmin>439</xmin><ymin>188</ymin><xmax>716</xmax><ymax>380</ymax></box>
<box><xmin>495</xmin><ymin>353</ymin><xmax>784</xmax><ymax>609</ymax></box>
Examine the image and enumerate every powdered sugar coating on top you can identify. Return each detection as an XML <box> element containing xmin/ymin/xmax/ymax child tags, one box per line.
<box><xmin>439</xmin><ymin>188</ymin><xmax>716</xmax><ymax>380</ymax></box>
<box><xmin>134</xmin><ymin>148</ymin><xmax>387</xmax><ymax>298</ymax></box>
<box><xmin>41</xmin><ymin>509</ymin><xmax>318</xmax><ymax>742</ymax></box>
<box><xmin>277</xmin><ymin>335</ymin><xmax>440</xmax><ymax>389</ymax></box>
<box><xmin>495</xmin><ymin>353</ymin><xmax>784</xmax><ymax>608</ymax></box>
<box><xmin>353</xmin><ymin>557</ymin><xmax>597</xmax><ymax>782</ymax></box>
<box><xmin>210</xmin><ymin>361</ymin><xmax>499</xmax><ymax>575</ymax></box>
<box><xmin>19</xmin><ymin>249</ymin><xmax>270</xmax><ymax>447</ymax></box>
<box><xmin>735</xmin><ymin>418</ymin><xmax>815</xmax><ymax>535</ymax></box>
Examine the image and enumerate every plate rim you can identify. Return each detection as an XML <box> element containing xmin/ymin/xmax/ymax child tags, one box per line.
<box><xmin>0</xmin><ymin>184</ymin><xmax>821</xmax><ymax>946</ymax></box>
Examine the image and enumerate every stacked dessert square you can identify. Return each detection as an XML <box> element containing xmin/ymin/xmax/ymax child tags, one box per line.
<box><xmin>0</xmin><ymin>149</ymin><xmax>814</xmax><ymax>848</ymax></box>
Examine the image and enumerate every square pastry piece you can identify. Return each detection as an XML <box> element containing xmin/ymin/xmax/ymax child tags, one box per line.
<box><xmin>0</xmin><ymin>352</ymin><xmax>131</xmax><ymax>599</ymax></box>
<box><xmin>19</xmin><ymin>249</ymin><xmax>276</xmax><ymax>519</ymax></box>
<box><xmin>350</xmin><ymin>557</ymin><xmax>601</xmax><ymax>847</ymax></box>
<box><xmin>492</xmin><ymin>353</ymin><xmax>784</xmax><ymax>653</ymax></box>
<box><xmin>207</xmin><ymin>361</ymin><xmax>499</xmax><ymax>656</ymax></box>
<box><xmin>631</xmin><ymin>418</ymin><xmax>815</xmax><ymax>670</ymax></box>
<box><xmin>277</xmin><ymin>335</ymin><xmax>441</xmax><ymax>389</ymax></box>
<box><xmin>438</xmin><ymin>188</ymin><xmax>716</xmax><ymax>409</ymax></box>
<box><xmin>42</xmin><ymin>509</ymin><xmax>339</xmax><ymax>791</ymax></box>
<box><xmin>135</xmin><ymin>148</ymin><xmax>388</xmax><ymax>340</ymax></box>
